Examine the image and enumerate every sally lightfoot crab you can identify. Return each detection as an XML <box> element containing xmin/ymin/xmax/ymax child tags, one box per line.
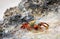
<box><xmin>20</xmin><ymin>21</ymin><xmax>49</xmax><ymax>32</ymax></box>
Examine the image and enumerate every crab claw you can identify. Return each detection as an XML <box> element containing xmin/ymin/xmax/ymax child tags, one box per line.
<box><xmin>20</xmin><ymin>22</ymin><xmax>31</xmax><ymax>30</ymax></box>
<box><xmin>38</xmin><ymin>22</ymin><xmax>49</xmax><ymax>31</ymax></box>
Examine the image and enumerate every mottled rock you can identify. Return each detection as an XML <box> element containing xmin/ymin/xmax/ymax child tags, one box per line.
<box><xmin>2</xmin><ymin>0</ymin><xmax>60</xmax><ymax>39</ymax></box>
<box><xmin>4</xmin><ymin>7</ymin><xmax>22</xmax><ymax>19</ymax></box>
<box><xmin>18</xmin><ymin>0</ymin><xmax>60</xmax><ymax>17</ymax></box>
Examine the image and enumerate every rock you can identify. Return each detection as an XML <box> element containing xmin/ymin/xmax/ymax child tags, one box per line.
<box><xmin>21</xmin><ymin>15</ymin><xmax>34</xmax><ymax>23</ymax></box>
<box><xmin>2</xmin><ymin>0</ymin><xmax>60</xmax><ymax>39</ymax></box>
<box><xmin>9</xmin><ymin>14</ymin><xmax>22</xmax><ymax>25</ymax></box>
<box><xmin>18</xmin><ymin>0</ymin><xmax>59</xmax><ymax>18</ymax></box>
<box><xmin>4</xmin><ymin>7</ymin><xmax>22</xmax><ymax>19</ymax></box>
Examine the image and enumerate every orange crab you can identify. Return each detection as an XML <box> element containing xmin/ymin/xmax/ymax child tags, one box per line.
<box><xmin>20</xmin><ymin>22</ymin><xmax>49</xmax><ymax>31</ymax></box>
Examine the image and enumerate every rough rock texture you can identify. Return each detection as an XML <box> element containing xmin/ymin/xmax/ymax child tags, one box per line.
<box><xmin>1</xmin><ymin>0</ymin><xmax>60</xmax><ymax>39</ymax></box>
<box><xmin>4</xmin><ymin>7</ymin><xmax>21</xmax><ymax>18</ymax></box>
<box><xmin>18</xmin><ymin>0</ymin><xmax>60</xmax><ymax>19</ymax></box>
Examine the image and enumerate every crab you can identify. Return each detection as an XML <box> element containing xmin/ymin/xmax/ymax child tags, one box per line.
<box><xmin>20</xmin><ymin>21</ymin><xmax>49</xmax><ymax>31</ymax></box>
